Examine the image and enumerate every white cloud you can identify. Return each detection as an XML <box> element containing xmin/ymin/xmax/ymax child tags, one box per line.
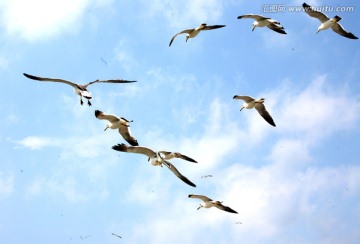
<box><xmin>0</xmin><ymin>0</ymin><xmax>113</xmax><ymax>41</ymax></box>
<box><xmin>121</xmin><ymin>75</ymin><xmax>360</xmax><ymax>243</ymax></box>
<box><xmin>15</xmin><ymin>136</ymin><xmax>55</xmax><ymax>150</ymax></box>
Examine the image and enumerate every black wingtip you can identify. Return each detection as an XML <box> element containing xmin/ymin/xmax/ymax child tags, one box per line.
<box><xmin>189</xmin><ymin>182</ymin><xmax>196</xmax><ymax>187</ymax></box>
<box><xmin>23</xmin><ymin>73</ymin><xmax>36</xmax><ymax>79</ymax></box>
<box><xmin>302</xmin><ymin>2</ymin><xmax>310</xmax><ymax>8</ymax></box>
<box><xmin>128</xmin><ymin>140</ymin><xmax>139</xmax><ymax>146</ymax></box>
<box><xmin>94</xmin><ymin>110</ymin><xmax>102</xmax><ymax>118</ymax></box>
<box><xmin>237</xmin><ymin>15</ymin><xmax>243</xmax><ymax>19</ymax></box>
<box><xmin>188</xmin><ymin>194</ymin><xmax>193</xmax><ymax>198</ymax></box>
<box><xmin>112</xmin><ymin>143</ymin><xmax>128</xmax><ymax>152</ymax></box>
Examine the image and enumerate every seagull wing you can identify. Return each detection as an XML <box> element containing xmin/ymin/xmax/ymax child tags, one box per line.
<box><xmin>169</xmin><ymin>29</ymin><xmax>194</xmax><ymax>46</ymax></box>
<box><xmin>164</xmin><ymin>161</ymin><xmax>196</xmax><ymax>187</ymax></box>
<box><xmin>85</xmin><ymin>79</ymin><xmax>137</xmax><ymax>87</ymax></box>
<box><xmin>23</xmin><ymin>73</ymin><xmax>78</xmax><ymax>88</ymax></box>
<box><xmin>331</xmin><ymin>22</ymin><xmax>358</xmax><ymax>39</ymax></box>
<box><xmin>237</xmin><ymin>14</ymin><xmax>268</xmax><ymax>21</ymax></box>
<box><xmin>255</xmin><ymin>103</ymin><xmax>276</xmax><ymax>127</ymax></box>
<box><xmin>302</xmin><ymin>3</ymin><xmax>329</xmax><ymax>23</ymax></box>
<box><xmin>233</xmin><ymin>95</ymin><xmax>255</xmax><ymax>103</ymax></box>
<box><xmin>112</xmin><ymin>144</ymin><xmax>156</xmax><ymax>158</ymax></box>
<box><xmin>159</xmin><ymin>151</ymin><xmax>198</xmax><ymax>163</ymax></box>
<box><xmin>188</xmin><ymin>194</ymin><xmax>212</xmax><ymax>202</ymax></box>
<box><xmin>202</xmin><ymin>25</ymin><xmax>226</xmax><ymax>30</ymax></box>
<box><xmin>267</xmin><ymin>23</ymin><xmax>287</xmax><ymax>34</ymax></box>
<box><xmin>118</xmin><ymin>125</ymin><xmax>139</xmax><ymax>146</ymax></box>
<box><xmin>94</xmin><ymin>110</ymin><xmax>120</xmax><ymax>123</ymax></box>
<box><xmin>214</xmin><ymin>202</ymin><xmax>238</xmax><ymax>214</ymax></box>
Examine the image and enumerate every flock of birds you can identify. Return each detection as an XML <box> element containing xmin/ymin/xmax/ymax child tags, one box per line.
<box><xmin>21</xmin><ymin>2</ymin><xmax>358</xmax><ymax>238</ymax></box>
<box><xmin>169</xmin><ymin>2</ymin><xmax>358</xmax><ymax>46</ymax></box>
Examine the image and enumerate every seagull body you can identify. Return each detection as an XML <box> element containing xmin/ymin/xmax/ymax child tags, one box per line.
<box><xmin>95</xmin><ymin>110</ymin><xmax>139</xmax><ymax>146</ymax></box>
<box><xmin>237</xmin><ymin>14</ymin><xmax>287</xmax><ymax>34</ymax></box>
<box><xmin>188</xmin><ymin>194</ymin><xmax>238</xmax><ymax>214</ymax></box>
<box><xmin>23</xmin><ymin>73</ymin><xmax>137</xmax><ymax>106</ymax></box>
<box><xmin>112</xmin><ymin>143</ymin><xmax>197</xmax><ymax>187</ymax></box>
<box><xmin>233</xmin><ymin>95</ymin><xmax>276</xmax><ymax>127</ymax></box>
<box><xmin>169</xmin><ymin>23</ymin><xmax>225</xmax><ymax>46</ymax></box>
<box><xmin>303</xmin><ymin>3</ymin><xmax>358</xmax><ymax>39</ymax></box>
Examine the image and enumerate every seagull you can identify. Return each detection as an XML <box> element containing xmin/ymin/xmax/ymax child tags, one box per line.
<box><xmin>303</xmin><ymin>3</ymin><xmax>358</xmax><ymax>39</ymax></box>
<box><xmin>112</xmin><ymin>143</ymin><xmax>197</xmax><ymax>187</ymax></box>
<box><xmin>188</xmin><ymin>194</ymin><xmax>238</xmax><ymax>214</ymax></box>
<box><xmin>169</xmin><ymin>23</ymin><xmax>225</xmax><ymax>46</ymax></box>
<box><xmin>95</xmin><ymin>110</ymin><xmax>139</xmax><ymax>146</ymax></box>
<box><xmin>23</xmin><ymin>73</ymin><xmax>137</xmax><ymax>106</ymax></box>
<box><xmin>111</xmin><ymin>233</ymin><xmax>122</xmax><ymax>239</ymax></box>
<box><xmin>201</xmin><ymin>175</ymin><xmax>213</xmax><ymax>178</ymax></box>
<box><xmin>233</xmin><ymin>95</ymin><xmax>276</xmax><ymax>127</ymax></box>
<box><xmin>237</xmin><ymin>14</ymin><xmax>287</xmax><ymax>34</ymax></box>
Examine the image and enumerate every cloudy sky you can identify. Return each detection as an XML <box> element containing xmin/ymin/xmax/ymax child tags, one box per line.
<box><xmin>1</xmin><ymin>0</ymin><xmax>360</xmax><ymax>243</ymax></box>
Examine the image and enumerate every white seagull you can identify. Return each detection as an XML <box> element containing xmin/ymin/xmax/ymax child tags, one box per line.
<box><xmin>112</xmin><ymin>143</ymin><xmax>197</xmax><ymax>187</ymax></box>
<box><xmin>95</xmin><ymin>110</ymin><xmax>139</xmax><ymax>146</ymax></box>
<box><xmin>169</xmin><ymin>23</ymin><xmax>226</xmax><ymax>46</ymax></box>
<box><xmin>303</xmin><ymin>3</ymin><xmax>358</xmax><ymax>39</ymax></box>
<box><xmin>233</xmin><ymin>95</ymin><xmax>276</xmax><ymax>127</ymax></box>
<box><xmin>237</xmin><ymin>14</ymin><xmax>287</xmax><ymax>34</ymax></box>
<box><xmin>188</xmin><ymin>194</ymin><xmax>238</xmax><ymax>214</ymax></box>
<box><xmin>23</xmin><ymin>73</ymin><xmax>137</xmax><ymax>106</ymax></box>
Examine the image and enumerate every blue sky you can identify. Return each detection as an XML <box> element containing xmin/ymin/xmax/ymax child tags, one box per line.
<box><xmin>1</xmin><ymin>0</ymin><xmax>360</xmax><ymax>243</ymax></box>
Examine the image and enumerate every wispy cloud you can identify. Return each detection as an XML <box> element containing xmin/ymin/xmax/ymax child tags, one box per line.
<box><xmin>0</xmin><ymin>0</ymin><xmax>113</xmax><ymax>41</ymax></box>
<box><xmin>122</xmin><ymin>74</ymin><xmax>360</xmax><ymax>243</ymax></box>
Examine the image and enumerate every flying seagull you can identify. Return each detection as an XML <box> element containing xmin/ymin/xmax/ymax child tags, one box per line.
<box><xmin>112</xmin><ymin>144</ymin><xmax>197</xmax><ymax>187</ymax></box>
<box><xmin>169</xmin><ymin>23</ymin><xmax>225</xmax><ymax>46</ymax></box>
<box><xmin>302</xmin><ymin>2</ymin><xmax>358</xmax><ymax>39</ymax></box>
<box><xmin>95</xmin><ymin>110</ymin><xmax>139</xmax><ymax>146</ymax></box>
<box><xmin>23</xmin><ymin>73</ymin><xmax>137</xmax><ymax>106</ymax></box>
<box><xmin>188</xmin><ymin>194</ymin><xmax>238</xmax><ymax>214</ymax></box>
<box><xmin>237</xmin><ymin>14</ymin><xmax>287</xmax><ymax>34</ymax></box>
<box><xmin>233</xmin><ymin>95</ymin><xmax>276</xmax><ymax>127</ymax></box>
<box><xmin>111</xmin><ymin>233</ymin><xmax>122</xmax><ymax>239</ymax></box>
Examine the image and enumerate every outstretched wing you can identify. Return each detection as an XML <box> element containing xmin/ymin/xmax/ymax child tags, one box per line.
<box><xmin>233</xmin><ymin>95</ymin><xmax>255</xmax><ymax>103</ymax></box>
<box><xmin>267</xmin><ymin>23</ymin><xmax>287</xmax><ymax>34</ymax></box>
<box><xmin>237</xmin><ymin>14</ymin><xmax>268</xmax><ymax>21</ymax></box>
<box><xmin>332</xmin><ymin>22</ymin><xmax>359</xmax><ymax>39</ymax></box>
<box><xmin>95</xmin><ymin>110</ymin><xmax>120</xmax><ymax>123</ymax></box>
<box><xmin>112</xmin><ymin>144</ymin><xmax>156</xmax><ymax>158</ymax></box>
<box><xmin>159</xmin><ymin>151</ymin><xmax>198</xmax><ymax>163</ymax></box>
<box><xmin>202</xmin><ymin>25</ymin><xmax>226</xmax><ymax>31</ymax></box>
<box><xmin>188</xmin><ymin>194</ymin><xmax>212</xmax><ymax>202</ymax></box>
<box><xmin>302</xmin><ymin>3</ymin><xmax>329</xmax><ymax>23</ymax></box>
<box><xmin>255</xmin><ymin>103</ymin><xmax>276</xmax><ymax>127</ymax></box>
<box><xmin>86</xmin><ymin>79</ymin><xmax>137</xmax><ymax>87</ymax></box>
<box><xmin>214</xmin><ymin>202</ymin><xmax>238</xmax><ymax>214</ymax></box>
<box><xmin>118</xmin><ymin>126</ymin><xmax>139</xmax><ymax>146</ymax></box>
<box><xmin>169</xmin><ymin>29</ymin><xmax>194</xmax><ymax>46</ymax></box>
<box><xmin>23</xmin><ymin>73</ymin><xmax>78</xmax><ymax>88</ymax></box>
<box><xmin>164</xmin><ymin>161</ymin><xmax>196</xmax><ymax>187</ymax></box>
